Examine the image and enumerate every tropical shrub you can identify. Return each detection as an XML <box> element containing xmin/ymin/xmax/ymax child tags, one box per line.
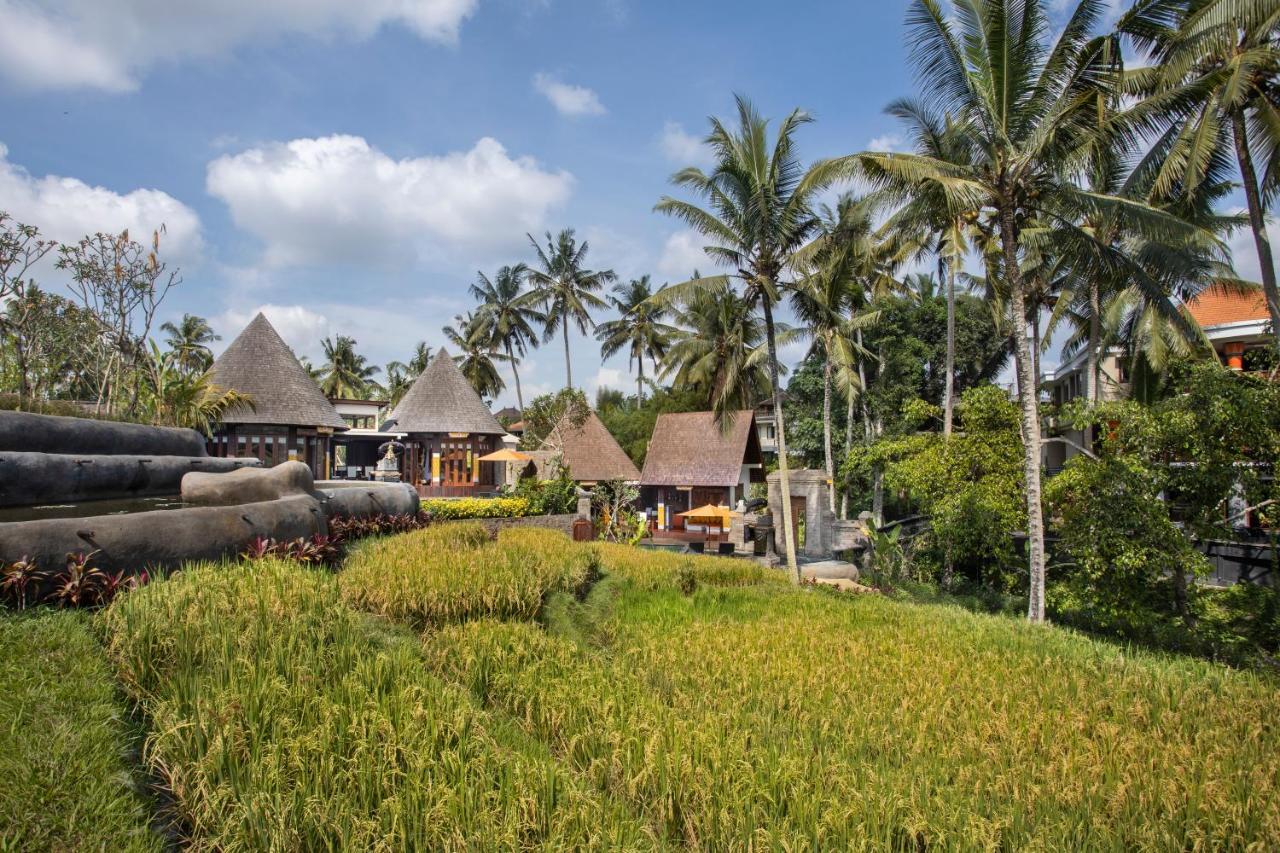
<box><xmin>1045</xmin><ymin>454</ymin><xmax>1210</xmax><ymax>645</ymax></box>
<box><xmin>2</xmin><ymin>551</ymin><xmax>147</xmax><ymax>610</ymax></box>
<box><xmin>339</xmin><ymin>525</ymin><xmax>592</xmax><ymax>627</ymax></box>
<box><xmin>503</xmin><ymin>470</ymin><xmax>578</xmax><ymax>515</ymax></box>
<box><xmin>843</xmin><ymin>385</ymin><xmax>1026</xmax><ymax>589</ymax></box>
<box><xmin>102</xmin><ymin>558</ymin><xmax>649</xmax><ymax>849</ymax></box>
<box><xmin>420</xmin><ymin>496</ymin><xmax>532</xmax><ymax>520</ymax></box>
<box><xmin>592</xmin><ymin>479</ymin><xmax>645</xmax><ymax>544</ymax></box>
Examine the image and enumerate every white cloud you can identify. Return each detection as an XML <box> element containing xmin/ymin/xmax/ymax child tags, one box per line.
<box><xmin>587</xmin><ymin>366</ymin><xmax>624</xmax><ymax>398</ymax></box>
<box><xmin>0</xmin><ymin>0</ymin><xmax>478</xmax><ymax>92</ymax></box>
<box><xmin>0</xmin><ymin>142</ymin><xmax>202</xmax><ymax>262</ymax></box>
<box><xmin>532</xmin><ymin>72</ymin><xmax>606</xmax><ymax>117</ymax></box>
<box><xmin>659</xmin><ymin>121</ymin><xmax>710</xmax><ymax>167</ymax></box>
<box><xmin>656</xmin><ymin>230</ymin><xmax>711</xmax><ymax>280</ymax></box>
<box><xmin>206</xmin><ymin>134</ymin><xmax>573</xmax><ymax>267</ymax></box>
<box><xmin>1227</xmin><ymin>219</ymin><xmax>1280</xmax><ymax>284</ymax></box>
<box><xmin>216</xmin><ymin>303</ymin><xmax>332</xmax><ymax>358</ymax></box>
<box><xmin>866</xmin><ymin>134</ymin><xmax>904</xmax><ymax>153</ymax></box>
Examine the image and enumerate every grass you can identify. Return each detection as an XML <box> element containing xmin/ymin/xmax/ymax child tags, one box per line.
<box><xmin>101</xmin><ymin>557</ymin><xmax>653</xmax><ymax>850</ymax></box>
<box><xmin>6</xmin><ymin>525</ymin><xmax>1279</xmax><ymax>849</ymax></box>
<box><xmin>0</xmin><ymin>610</ymin><xmax>161</xmax><ymax>852</ymax></box>
<box><xmin>339</xmin><ymin>525</ymin><xmax>596</xmax><ymax>628</ymax></box>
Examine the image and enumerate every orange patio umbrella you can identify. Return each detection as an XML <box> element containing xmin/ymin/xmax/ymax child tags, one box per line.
<box><xmin>676</xmin><ymin>504</ymin><xmax>735</xmax><ymax>531</ymax></box>
<box><xmin>476</xmin><ymin>448</ymin><xmax>532</xmax><ymax>463</ymax></box>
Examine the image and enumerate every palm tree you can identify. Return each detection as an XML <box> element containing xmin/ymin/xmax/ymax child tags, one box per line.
<box><xmin>596</xmin><ymin>276</ymin><xmax>677</xmax><ymax>405</ymax></box>
<box><xmin>654</xmin><ymin>95</ymin><xmax>853</xmax><ymax>582</ymax></box>
<box><xmin>384</xmin><ymin>342</ymin><xmax>433</xmax><ymax>407</ymax></box>
<box><xmin>317</xmin><ymin>335</ymin><xmax>381</xmax><ymax>399</ymax></box>
<box><xmin>660</xmin><ymin>280</ymin><xmax>782</xmax><ymax>412</ymax></box>
<box><xmin>1121</xmin><ymin>0</ymin><xmax>1280</xmax><ymax>351</ymax></box>
<box><xmin>526</xmin><ymin>229</ymin><xmax>615</xmax><ymax>389</ymax></box>
<box><xmin>160</xmin><ymin>313</ymin><xmax>220</xmax><ymax>376</ymax></box>
<box><xmin>792</xmin><ymin>195</ymin><xmax>882</xmax><ymax>514</ymax></box>
<box><xmin>443</xmin><ymin>312</ymin><xmax>509</xmax><ymax>401</ymax></box>
<box><xmin>145</xmin><ymin>341</ymin><xmax>253</xmax><ymax>436</ymax></box>
<box><xmin>470</xmin><ymin>264</ymin><xmax>543</xmax><ymax>411</ymax></box>
<box><xmin>877</xmin><ymin>102</ymin><xmax>982</xmax><ymax>435</ymax></box>
<box><xmin>857</xmin><ymin>0</ymin><xmax>1208</xmax><ymax>621</ymax></box>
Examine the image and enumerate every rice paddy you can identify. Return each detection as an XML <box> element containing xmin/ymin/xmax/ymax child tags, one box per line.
<box><xmin>4</xmin><ymin>525</ymin><xmax>1279</xmax><ymax>849</ymax></box>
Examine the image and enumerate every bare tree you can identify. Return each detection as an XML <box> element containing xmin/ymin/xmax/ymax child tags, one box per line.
<box><xmin>58</xmin><ymin>227</ymin><xmax>181</xmax><ymax>417</ymax></box>
<box><xmin>0</xmin><ymin>213</ymin><xmax>58</xmax><ymax>406</ymax></box>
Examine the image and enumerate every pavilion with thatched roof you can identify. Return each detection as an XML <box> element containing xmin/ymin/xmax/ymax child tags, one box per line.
<box><xmin>639</xmin><ymin>410</ymin><xmax>764</xmax><ymax>530</ymax></box>
<box><xmin>526</xmin><ymin>409</ymin><xmax>640</xmax><ymax>486</ymax></box>
<box><xmin>206</xmin><ymin>312</ymin><xmax>346</xmax><ymax>479</ymax></box>
<box><xmin>383</xmin><ymin>348</ymin><xmax>509</xmax><ymax>495</ymax></box>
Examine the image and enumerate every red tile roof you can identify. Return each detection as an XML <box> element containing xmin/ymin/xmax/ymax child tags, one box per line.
<box><xmin>1185</xmin><ymin>288</ymin><xmax>1270</xmax><ymax>328</ymax></box>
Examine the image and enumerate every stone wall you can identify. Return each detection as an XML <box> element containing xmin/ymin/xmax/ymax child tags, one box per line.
<box><xmin>452</xmin><ymin>513</ymin><xmax>581</xmax><ymax>538</ymax></box>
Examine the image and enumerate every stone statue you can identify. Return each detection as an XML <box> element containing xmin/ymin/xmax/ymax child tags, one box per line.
<box><xmin>373</xmin><ymin>442</ymin><xmax>401</xmax><ymax>483</ymax></box>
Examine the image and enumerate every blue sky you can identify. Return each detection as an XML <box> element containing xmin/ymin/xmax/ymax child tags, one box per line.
<box><xmin>0</xmin><ymin>0</ymin><xmax>923</xmax><ymax>405</ymax></box>
<box><xmin>0</xmin><ymin>0</ymin><xmax>1263</xmax><ymax>404</ymax></box>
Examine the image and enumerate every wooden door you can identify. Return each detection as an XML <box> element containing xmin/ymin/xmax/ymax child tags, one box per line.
<box><xmin>442</xmin><ymin>446</ymin><xmax>469</xmax><ymax>485</ymax></box>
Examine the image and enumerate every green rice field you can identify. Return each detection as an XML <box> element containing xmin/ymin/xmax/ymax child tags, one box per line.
<box><xmin>3</xmin><ymin>524</ymin><xmax>1278</xmax><ymax>849</ymax></box>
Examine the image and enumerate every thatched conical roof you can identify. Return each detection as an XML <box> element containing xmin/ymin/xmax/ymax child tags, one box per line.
<box><xmin>540</xmin><ymin>410</ymin><xmax>640</xmax><ymax>483</ymax></box>
<box><xmin>208</xmin><ymin>313</ymin><xmax>345</xmax><ymax>429</ymax></box>
<box><xmin>386</xmin><ymin>348</ymin><xmax>505</xmax><ymax>435</ymax></box>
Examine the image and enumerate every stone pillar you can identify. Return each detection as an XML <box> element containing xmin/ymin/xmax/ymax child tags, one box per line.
<box><xmin>576</xmin><ymin>489</ymin><xmax>593</xmax><ymax>520</ymax></box>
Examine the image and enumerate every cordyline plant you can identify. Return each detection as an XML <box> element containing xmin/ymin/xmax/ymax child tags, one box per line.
<box><xmin>1</xmin><ymin>551</ymin><xmax>148</xmax><ymax>610</ymax></box>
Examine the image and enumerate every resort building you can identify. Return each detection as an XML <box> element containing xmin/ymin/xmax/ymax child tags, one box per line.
<box><xmin>206</xmin><ymin>313</ymin><xmax>346</xmax><ymax>480</ymax></box>
<box><xmin>383</xmin><ymin>348</ymin><xmax>509</xmax><ymax>496</ymax></box>
<box><xmin>639</xmin><ymin>410</ymin><xmax>765</xmax><ymax>529</ymax></box>
<box><xmin>754</xmin><ymin>398</ymin><xmax>779</xmax><ymax>456</ymax></box>
<box><xmin>1044</xmin><ymin>287</ymin><xmax>1275</xmax><ymax>470</ymax></box>
<box><xmin>328</xmin><ymin>398</ymin><xmax>407</xmax><ymax>480</ymax></box>
<box><xmin>526</xmin><ymin>410</ymin><xmax>640</xmax><ymax>485</ymax></box>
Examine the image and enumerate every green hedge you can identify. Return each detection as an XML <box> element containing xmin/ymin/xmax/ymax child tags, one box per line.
<box><xmin>420</xmin><ymin>496</ymin><xmax>532</xmax><ymax>519</ymax></box>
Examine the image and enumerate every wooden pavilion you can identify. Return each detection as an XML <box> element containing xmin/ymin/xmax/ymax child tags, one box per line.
<box><xmin>383</xmin><ymin>348</ymin><xmax>509</xmax><ymax>496</ymax></box>
<box><xmin>206</xmin><ymin>312</ymin><xmax>347</xmax><ymax>480</ymax></box>
<box><xmin>639</xmin><ymin>410</ymin><xmax>764</xmax><ymax>530</ymax></box>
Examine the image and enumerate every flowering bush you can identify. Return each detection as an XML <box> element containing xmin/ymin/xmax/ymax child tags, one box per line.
<box><xmin>420</xmin><ymin>497</ymin><xmax>532</xmax><ymax>520</ymax></box>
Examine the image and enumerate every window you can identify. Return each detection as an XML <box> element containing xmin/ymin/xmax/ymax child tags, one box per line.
<box><xmin>343</xmin><ymin>415</ymin><xmax>375</xmax><ymax>430</ymax></box>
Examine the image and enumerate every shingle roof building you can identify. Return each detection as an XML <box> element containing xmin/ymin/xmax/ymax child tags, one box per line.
<box><xmin>639</xmin><ymin>411</ymin><xmax>761</xmax><ymax>487</ymax></box>
<box><xmin>209</xmin><ymin>313</ymin><xmax>345</xmax><ymax>429</ymax></box>
<box><xmin>538</xmin><ymin>410</ymin><xmax>640</xmax><ymax>483</ymax></box>
<box><xmin>386</xmin><ymin>348</ymin><xmax>506</xmax><ymax>435</ymax></box>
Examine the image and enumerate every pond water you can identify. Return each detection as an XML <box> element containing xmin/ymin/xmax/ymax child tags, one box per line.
<box><xmin>0</xmin><ymin>495</ymin><xmax>187</xmax><ymax>523</ymax></box>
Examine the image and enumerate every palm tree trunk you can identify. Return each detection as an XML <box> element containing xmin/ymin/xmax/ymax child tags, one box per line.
<box><xmin>761</xmin><ymin>295</ymin><xmax>800</xmax><ymax>582</ymax></box>
<box><xmin>943</xmin><ymin>248</ymin><xmax>958</xmax><ymax>437</ymax></box>
<box><xmin>637</xmin><ymin>355</ymin><xmax>645</xmax><ymax>407</ymax></box>
<box><xmin>506</xmin><ymin>342</ymin><xmax>524</xmax><ymax>412</ymax></box>
<box><xmin>562</xmin><ymin>314</ymin><xmax>573</xmax><ymax>389</ymax></box>
<box><xmin>1233</xmin><ymin>111</ymin><xmax>1280</xmax><ymax>353</ymax></box>
<box><xmin>856</xmin><ymin>328</ymin><xmax>872</xmax><ymax>442</ymax></box>
<box><xmin>842</xmin><ymin>390</ymin><xmax>854</xmax><ymax>520</ymax></box>
<box><xmin>1087</xmin><ymin>278</ymin><xmax>1101</xmax><ymax>403</ymax></box>
<box><xmin>822</xmin><ymin>349</ymin><xmax>836</xmax><ymax>514</ymax></box>
<box><xmin>1000</xmin><ymin>205</ymin><xmax>1048</xmax><ymax>624</ymax></box>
